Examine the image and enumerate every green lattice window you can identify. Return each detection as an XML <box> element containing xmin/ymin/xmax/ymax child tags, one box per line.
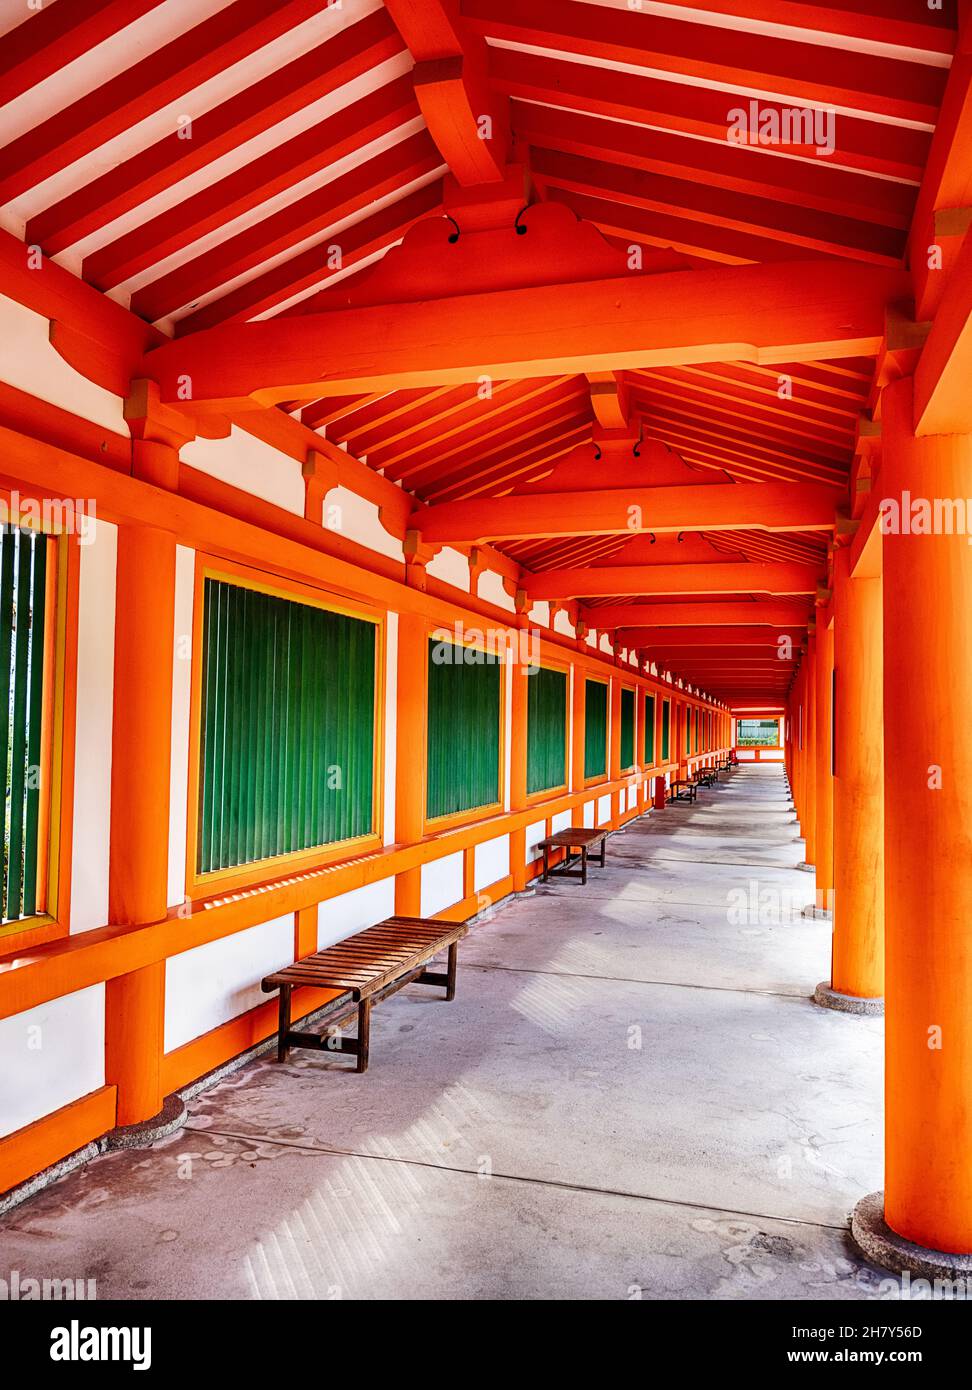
<box><xmin>427</xmin><ymin>638</ymin><xmax>501</xmax><ymax>819</ymax></box>
<box><xmin>584</xmin><ymin>678</ymin><xmax>608</xmax><ymax>780</ymax></box>
<box><xmin>197</xmin><ymin>577</ymin><xmax>378</xmax><ymax>875</ymax></box>
<box><xmin>527</xmin><ymin>665</ymin><xmax>567</xmax><ymax>795</ymax></box>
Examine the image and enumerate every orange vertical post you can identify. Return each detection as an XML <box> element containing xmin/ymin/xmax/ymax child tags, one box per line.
<box><xmin>801</xmin><ymin>634</ymin><xmax>818</xmax><ymax>868</ymax></box>
<box><xmin>105</xmin><ymin>523</ymin><xmax>176</xmax><ymax>1126</ymax></box>
<box><xmin>861</xmin><ymin>376</ymin><xmax>972</xmax><ymax>1261</ymax></box>
<box><xmin>609</xmin><ymin>677</ymin><xmax>621</xmax><ymax>826</ymax></box>
<box><xmin>819</xmin><ymin>546</ymin><xmax>884</xmax><ymax>1010</ymax></box>
<box><xmin>571</xmin><ymin>664</ymin><xmax>585</xmax><ymax>793</ymax></box>
<box><xmin>813</xmin><ymin>614</ymin><xmax>835</xmax><ymax>914</ymax></box>
<box><xmin>509</xmin><ymin>628</ymin><xmax>529</xmax><ymax>891</ymax></box>
<box><xmin>395</xmin><ymin>611</ymin><xmax>427</xmax><ymax>916</ymax></box>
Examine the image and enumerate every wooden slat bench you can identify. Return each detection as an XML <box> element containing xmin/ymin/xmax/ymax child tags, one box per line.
<box><xmin>262</xmin><ymin>916</ymin><xmax>468</xmax><ymax>1073</ymax></box>
<box><xmin>668</xmin><ymin>778</ymin><xmax>697</xmax><ymax>803</ymax></box>
<box><xmin>693</xmin><ymin>768</ymin><xmax>718</xmax><ymax>788</ymax></box>
<box><xmin>537</xmin><ymin>827</ymin><xmax>608</xmax><ymax>885</ymax></box>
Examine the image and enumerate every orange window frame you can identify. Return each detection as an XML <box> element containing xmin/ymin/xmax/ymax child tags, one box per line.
<box><xmin>184</xmin><ymin>554</ymin><xmax>386</xmax><ymax>900</ymax></box>
<box><xmin>0</xmin><ymin>497</ymin><xmax>79</xmax><ymax>953</ymax></box>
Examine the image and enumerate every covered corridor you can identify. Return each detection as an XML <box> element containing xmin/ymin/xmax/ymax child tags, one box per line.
<box><xmin>0</xmin><ymin>766</ymin><xmax>889</xmax><ymax>1300</ymax></box>
<box><xmin>1</xmin><ymin>0</ymin><xmax>971</xmax><ymax>1319</ymax></box>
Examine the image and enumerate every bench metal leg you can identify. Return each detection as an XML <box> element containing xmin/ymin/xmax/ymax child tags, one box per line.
<box><xmin>356</xmin><ymin>998</ymin><xmax>372</xmax><ymax>1074</ymax></box>
<box><xmin>598</xmin><ymin>838</ymin><xmax>606</xmax><ymax>867</ymax></box>
<box><xmin>542</xmin><ymin>844</ymin><xmax>550</xmax><ymax>883</ymax></box>
<box><xmin>277</xmin><ymin>984</ymin><xmax>292</xmax><ymax>1063</ymax></box>
<box><xmin>581</xmin><ymin>845</ymin><xmax>588</xmax><ymax>886</ymax></box>
<box><xmin>446</xmin><ymin>940</ymin><xmax>458</xmax><ymax>1001</ymax></box>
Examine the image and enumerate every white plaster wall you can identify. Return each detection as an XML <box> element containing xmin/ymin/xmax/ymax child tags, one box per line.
<box><xmin>478</xmin><ymin>570</ymin><xmax>515</xmax><ymax>612</ymax></box>
<box><xmin>181</xmin><ymin>426</ymin><xmax>304</xmax><ymax>515</ymax></box>
<box><xmin>167</xmin><ymin>545</ymin><xmax>194</xmax><ymax>909</ymax></box>
<box><xmin>551</xmin><ymin>809</ymin><xmax>572</xmax><ymax>834</ymax></box>
<box><xmin>383</xmin><ymin>612</ymin><xmax>398</xmax><ymax>844</ymax></box>
<box><xmin>582</xmin><ymin>801</ymin><xmax>595</xmax><ymax>828</ymax></box>
<box><xmin>317</xmin><ymin>879</ymin><xmax>395</xmax><ymax>950</ymax></box>
<box><xmin>426</xmin><ymin>546</ymin><xmax>469</xmax><ymax>591</ymax></box>
<box><xmin>164</xmin><ymin>915</ymin><xmax>294</xmax><ymax>1052</ymax></box>
<box><xmin>554</xmin><ymin>608</ymin><xmax>575</xmax><ymax>639</ymax></box>
<box><xmin>325</xmin><ymin>485</ymin><xmax>405</xmax><ymax>562</ymax></box>
<box><xmin>598</xmin><ymin>794</ymin><xmax>613</xmax><ymax>825</ymax></box>
<box><xmin>0</xmin><ymin>294</ymin><xmax>127</xmax><ymax>433</ymax></box>
<box><xmin>525</xmin><ymin>819</ymin><xmax>547</xmax><ymax>861</ymax></box>
<box><xmin>70</xmin><ymin>520</ymin><xmax>117</xmax><ymax>934</ymax></box>
<box><xmin>475</xmin><ymin>833</ymin><xmax>509</xmax><ymax>891</ymax></box>
<box><xmin>0</xmin><ymin>985</ymin><xmax>105</xmax><ymax>1138</ymax></box>
<box><xmin>421</xmin><ymin>851</ymin><xmax>464</xmax><ymax>917</ymax></box>
<box><xmin>528</xmin><ymin>601</ymin><xmax>549</xmax><ymax>627</ymax></box>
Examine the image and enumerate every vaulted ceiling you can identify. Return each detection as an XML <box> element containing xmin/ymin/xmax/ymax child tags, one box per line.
<box><xmin>0</xmin><ymin>0</ymin><xmax>964</xmax><ymax>700</ymax></box>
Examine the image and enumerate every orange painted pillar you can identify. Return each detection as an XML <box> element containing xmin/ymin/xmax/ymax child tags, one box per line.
<box><xmin>571</xmin><ymin>663</ymin><xmax>585</xmax><ymax>794</ymax></box>
<box><xmin>878</xmin><ymin>377</ymin><xmax>972</xmax><ymax>1255</ymax></box>
<box><xmin>801</xmin><ymin>634</ymin><xmax>818</xmax><ymax>866</ymax></box>
<box><xmin>814</xmin><ymin>615</ymin><xmax>835</xmax><ymax>913</ymax></box>
<box><xmin>105</xmin><ymin>523</ymin><xmax>176</xmax><ymax>1126</ymax></box>
<box><xmin>509</xmin><ymin>627</ymin><xmax>529</xmax><ymax>891</ymax></box>
<box><xmin>828</xmin><ymin>546</ymin><xmax>884</xmax><ymax>1003</ymax></box>
<box><xmin>394</xmin><ymin>611</ymin><xmax>427</xmax><ymax>916</ymax></box>
<box><xmin>609</xmin><ymin>677</ymin><xmax>621</xmax><ymax>826</ymax></box>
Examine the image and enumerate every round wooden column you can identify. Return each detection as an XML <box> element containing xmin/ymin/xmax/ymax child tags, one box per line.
<box><xmin>873</xmin><ymin>377</ymin><xmax>972</xmax><ymax>1258</ymax></box>
<box><xmin>105</xmin><ymin>522</ymin><xmax>176</xmax><ymax>1127</ymax></box>
<box><xmin>509</xmin><ymin>629</ymin><xmax>529</xmax><ymax>891</ymax></box>
<box><xmin>813</xmin><ymin>616</ymin><xmax>835</xmax><ymax>913</ymax></box>
<box><xmin>394</xmin><ymin>611</ymin><xmax>427</xmax><ymax>916</ymax></box>
<box><xmin>800</xmin><ymin>635</ymin><xmax>818</xmax><ymax>867</ymax></box>
<box><xmin>821</xmin><ymin>545</ymin><xmax>884</xmax><ymax>1009</ymax></box>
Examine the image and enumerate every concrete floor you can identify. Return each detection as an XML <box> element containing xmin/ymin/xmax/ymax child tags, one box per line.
<box><xmin>0</xmin><ymin>765</ymin><xmax>893</xmax><ymax>1300</ymax></box>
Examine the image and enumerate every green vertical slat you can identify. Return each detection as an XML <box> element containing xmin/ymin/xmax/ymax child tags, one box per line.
<box><xmin>0</xmin><ymin>529</ymin><xmax>14</xmax><ymax>918</ymax></box>
<box><xmin>427</xmin><ymin>639</ymin><xmax>500</xmax><ymax>819</ymax></box>
<box><xmin>661</xmin><ymin>700</ymin><xmax>670</xmax><ymax>761</ymax></box>
<box><xmin>21</xmin><ymin>533</ymin><xmax>47</xmax><ymax>918</ymax></box>
<box><xmin>6</xmin><ymin>532</ymin><xmax>32</xmax><ymax>920</ymax></box>
<box><xmin>196</xmin><ymin>580</ymin><xmax>377</xmax><ymax>874</ymax></box>
<box><xmin>645</xmin><ymin>695</ymin><xmax>655</xmax><ymax>764</ymax></box>
<box><xmin>619</xmin><ymin>687</ymin><xmax>635</xmax><ymax>770</ymax></box>
<box><xmin>527</xmin><ymin>665</ymin><xmax>567</xmax><ymax>796</ymax></box>
<box><xmin>583</xmin><ymin>678</ymin><xmax>607</xmax><ymax>780</ymax></box>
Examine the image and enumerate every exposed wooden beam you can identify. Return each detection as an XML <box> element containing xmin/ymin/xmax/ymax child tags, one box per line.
<box><xmin>386</xmin><ymin>0</ymin><xmax>509</xmax><ymax>184</ymax></box>
<box><xmin>143</xmin><ymin>257</ymin><xmax>910</xmax><ymax>409</ymax></box>
<box><xmin>0</xmin><ymin>0</ymin><xmax>333</xmax><ymax>204</ymax></box>
<box><xmin>524</xmin><ymin>561</ymin><xmax>820</xmax><ymax>601</ymax></box>
<box><xmin>412</xmin><ymin>481</ymin><xmax>840</xmax><ymax>543</ymax></box>
<box><xmin>469</xmin><ymin>0</ymin><xmax>946</xmax><ymax>124</ymax></box>
<box><xmin>915</xmin><ymin>223</ymin><xmax>972</xmax><ymax>435</ymax></box>
<box><xmin>580</xmin><ymin>601</ymin><xmax>810</xmax><ymax>627</ymax></box>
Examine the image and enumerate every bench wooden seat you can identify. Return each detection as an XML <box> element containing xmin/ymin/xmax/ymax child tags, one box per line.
<box><xmin>693</xmin><ymin>768</ymin><xmax>717</xmax><ymax>787</ymax></box>
<box><xmin>262</xmin><ymin>916</ymin><xmax>467</xmax><ymax>1073</ymax></box>
<box><xmin>537</xmin><ymin>827</ymin><xmax>608</xmax><ymax>885</ymax></box>
<box><xmin>668</xmin><ymin>778</ymin><xmax>697</xmax><ymax>803</ymax></box>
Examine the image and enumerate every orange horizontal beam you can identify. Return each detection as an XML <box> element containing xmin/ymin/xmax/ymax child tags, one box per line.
<box><xmin>143</xmin><ymin>257</ymin><xmax>910</xmax><ymax>409</ymax></box>
<box><xmin>628</xmin><ymin>626</ymin><xmax>804</xmax><ymax>646</ymax></box>
<box><xmin>583</xmin><ymin>600</ymin><xmax>810</xmax><ymax>627</ymax></box>
<box><xmin>525</xmin><ymin>561</ymin><xmax>820</xmax><ymax>601</ymax></box>
<box><xmin>412</xmin><ymin>480</ymin><xmax>841</xmax><ymax>543</ymax></box>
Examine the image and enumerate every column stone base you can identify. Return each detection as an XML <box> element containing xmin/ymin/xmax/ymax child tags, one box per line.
<box><xmin>802</xmin><ymin>905</ymin><xmax>832</xmax><ymax>920</ymax></box>
<box><xmin>851</xmin><ymin>1192</ymin><xmax>972</xmax><ymax>1281</ymax></box>
<box><xmin>813</xmin><ymin>981</ymin><xmax>884</xmax><ymax>1016</ymax></box>
<box><xmin>106</xmin><ymin>1093</ymin><xmax>187</xmax><ymax>1151</ymax></box>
